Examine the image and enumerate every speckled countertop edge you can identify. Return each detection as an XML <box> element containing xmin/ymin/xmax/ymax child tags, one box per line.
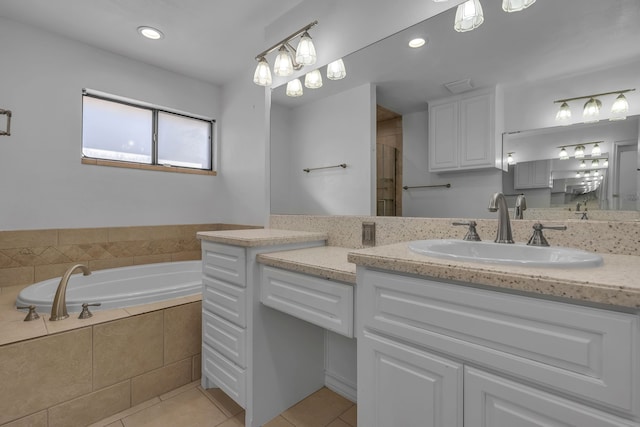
<box><xmin>257</xmin><ymin>246</ymin><xmax>356</xmax><ymax>284</ymax></box>
<box><xmin>347</xmin><ymin>243</ymin><xmax>640</xmax><ymax>309</ymax></box>
<box><xmin>197</xmin><ymin>228</ymin><xmax>328</xmax><ymax>247</ymax></box>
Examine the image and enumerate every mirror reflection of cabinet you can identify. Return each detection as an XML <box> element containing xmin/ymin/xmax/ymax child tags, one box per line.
<box><xmin>428</xmin><ymin>87</ymin><xmax>501</xmax><ymax>172</ymax></box>
<box><xmin>514</xmin><ymin>160</ymin><xmax>552</xmax><ymax>189</ymax></box>
<box><xmin>377</xmin><ymin>106</ymin><xmax>402</xmax><ymax>216</ymax></box>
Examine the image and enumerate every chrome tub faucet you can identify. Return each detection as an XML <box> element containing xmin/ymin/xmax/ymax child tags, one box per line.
<box><xmin>50</xmin><ymin>264</ymin><xmax>91</xmax><ymax>321</ymax></box>
<box><xmin>488</xmin><ymin>192</ymin><xmax>514</xmax><ymax>243</ymax></box>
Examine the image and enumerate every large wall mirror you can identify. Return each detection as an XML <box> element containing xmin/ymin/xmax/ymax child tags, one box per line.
<box><xmin>269</xmin><ymin>0</ymin><xmax>640</xmax><ymax>220</ymax></box>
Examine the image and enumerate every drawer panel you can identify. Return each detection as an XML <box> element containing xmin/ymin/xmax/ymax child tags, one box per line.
<box><xmin>360</xmin><ymin>268</ymin><xmax>639</xmax><ymax>416</ymax></box>
<box><xmin>202</xmin><ymin>241</ymin><xmax>246</xmax><ymax>287</ymax></box>
<box><xmin>202</xmin><ymin>342</ymin><xmax>246</xmax><ymax>408</ymax></box>
<box><xmin>203</xmin><ymin>276</ymin><xmax>246</xmax><ymax>327</ymax></box>
<box><xmin>260</xmin><ymin>266</ymin><xmax>354</xmax><ymax>337</ymax></box>
<box><xmin>465</xmin><ymin>367</ymin><xmax>639</xmax><ymax>427</ymax></box>
<box><xmin>203</xmin><ymin>310</ymin><xmax>246</xmax><ymax>368</ymax></box>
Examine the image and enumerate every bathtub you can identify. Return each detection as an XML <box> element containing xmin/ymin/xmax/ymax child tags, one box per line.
<box><xmin>16</xmin><ymin>261</ymin><xmax>202</xmax><ymax>313</ymax></box>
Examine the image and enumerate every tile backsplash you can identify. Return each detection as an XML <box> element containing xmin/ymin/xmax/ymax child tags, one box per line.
<box><xmin>0</xmin><ymin>223</ymin><xmax>261</xmax><ymax>291</ymax></box>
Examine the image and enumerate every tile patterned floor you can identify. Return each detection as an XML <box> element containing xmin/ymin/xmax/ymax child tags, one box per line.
<box><xmin>90</xmin><ymin>382</ymin><xmax>357</xmax><ymax>427</ymax></box>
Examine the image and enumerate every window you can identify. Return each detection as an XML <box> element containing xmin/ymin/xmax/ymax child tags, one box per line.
<box><xmin>82</xmin><ymin>90</ymin><xmax>215</xmax><ymax>175</ymax></box>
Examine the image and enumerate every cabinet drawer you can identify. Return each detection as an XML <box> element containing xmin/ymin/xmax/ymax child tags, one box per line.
<box><xmin>202</xmin><ymin>342</ymin><xmax>246</xmax><ymax>408</ymax></box>
<box><xmin>203</xmin><ymin>310</ymin><xmax>246</xmax><ymax>368</ymax></box>
<box><xmin>203</xmin><ymin>276</ymin><xmax>246</xmax><ymax>327</ymax></box>
<box><xmin>360</xmin><ymin>269</ymin><xmax>639</xmax><ymax>416</ymax></box>
<box><xmin>260</xmin><ymin>266</ymin><xmax>354</xmax><ymax>337</ymax></box>
<box><xmin>202</xmin><ymin>241</ymin><xmax>246</xmax><ymax>287</ymax></box>
<box><xmin>465</xmin><ymin>367</ymin><xmax>639</xmax><ymax>427</ymax></box>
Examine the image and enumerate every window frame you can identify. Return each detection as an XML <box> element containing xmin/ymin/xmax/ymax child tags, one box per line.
<box><xmin>81</xmin><ymin>89</ymin><xmax>216</xmax><ymax>176</ymax></box>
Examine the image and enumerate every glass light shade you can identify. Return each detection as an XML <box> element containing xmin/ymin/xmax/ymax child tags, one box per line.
<box><xmin>574</xmin><ymin>145</ymin><xmax>585</xmax><ymax>158</ymax></box>
<box><xmin>591</xmin><ymin>143</ymin><xmax>601</xmax><ymax>156</ymax></box>
<box><xmin>591</xmin><ymin>159</ymin><xmax>599</xmax><ymax>167</ymax></box>
<box><xmin>610</xmin><ymin>93</ymin><xmax>629</xmax><ymax>121</ymax></box>
<box><xmin>507</xmin><ymin>153</ymin><xmax>515</xmax><ymax>165</ymax></box>
<box><xmin>327</xmin><ymin>58</ymin><xmax>347</xmax><ymax>80</ymax></box>
<box><xmin>454</xmin><ymin>0</ymin><xmax>484</xmax><ymax>32</ymax></box>
<box><xmin>593</xmin><ymin>170</ymin><xmax>600</xmax><ymax>177</ymax></box>
<box><xmin>583</xmin><ymin>98</ymin><xmax>602</xmax><ymax>123</ymax></box>
<box><xmin>295</xmin><ymin>32</ymin><xmax>317</xmax><ymax>66</ymax></box>
<box><xmin>603</xmin><ymin>158</ymin><xmax>609</xmax><ymax>167</ymax></box>
<box><xmin>273</xmin><ymin>46</ymin><xmax>294</xmax><ymax>77</ymax></box>
<box><xmin>559</xmin><ymin>147</ymin><xmax>569</xmax><ymax>159</ymax></box>
<box><xmin>253</xmin><ymin>58</ymin><xmax>272</xmax><ymax>86</ymax></box>
<box><xmin>304</xmin><ymin>69</ymin><xmax>323</xmax><ymax>89</ymax></box>
<box><xmin>575</xmin><ymin>171</ymin><xmax>581</xmax><ymax>178</ymax></box>
<box><xmin>285</xmin><ymin>79</ymin><xmax>303</xmax><ymax>97</ymax></box>
<box><xmin>579</xmin><ymin>160</ymin><xmax>586</xmax><ymax>168</ymax></box>
<box><xmin>502</xmin><ymin>0</ymin><xmax>536</xmax><ymax>12</ymax></box>
<box><xmin>555</xmin><ymin>102</ymin><xmax>572</xmax><ymax>123</ymax></box>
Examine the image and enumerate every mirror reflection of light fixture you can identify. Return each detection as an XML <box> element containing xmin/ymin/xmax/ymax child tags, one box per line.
<box><xmin>305</xmin><ymin>70</ymin><xmax>323</xmax><ymax>89</ymax></box>
<box><xmin>506</xmin><ymin>152</ymin><xmax>515</xmax><ymax>165</ymax></box>
<box><xmin>591</xmin><ymin>143</ymin><xmax>601</xmax><ymax>156</ymax></box>
<box><xmin>502</xmin><ymin>0</ymin><xmax>536</xmax><ymax>12</ymax></box>
<box><xmin>327</xmin><ymin>58</ymin><xmax>347</xmax><ymax>80</ymax></box>
<box><xmin>285</xmin><ymin>79</ymin><xmax>303</xmax><ymax>97</ymax></box>
<box><xmin>604</xmin><ymin>158</ymin><xmax>609</xmax><ymax>167</ymax></box>
<box><xmin>253</xmin><ymin>21</ymin><xmax>318</xmax><ymax>86</ymax></box>
<box><xmin>579</xmin><ymin>160</ymin><xmax>586</xmax><ymax>168</ymax></box>
<box><xmin>558</xmin><ymin>147</ymin><xmax>569</xmax><ymax>159</ymax></box>
<box><xmin>575</xmin><ymin>171</ymin><xmax>581</xmax><ymax>178</ymax></box>
<box><xmin>583</xmin><ymin>98</ymin><xmax>602</xmax><ymax>123</ymax></box>
<box><xmin>591</xmin><ymin>159</ymin><xmax>599</xmax><ymax>167</ymax></box>
<box><xmin>574</xmin><ymin>145</ymin><xmax>585</xmax><ymax>158</ymax></box>
<box><xmin>454</xmin><ymin>0</ymin><xmax>484</xmax><ymax>32</ymax></box>
<box><xmin>610</xmin><ymin>93</ymin><xmax>629</xmax><ymax>121</ymax></box>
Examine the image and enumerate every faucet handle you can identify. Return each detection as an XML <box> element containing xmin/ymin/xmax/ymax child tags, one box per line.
<box><xmin>452</xmin><ymin>221</ymin><xmax>481</xmax><ymax>241</ymax></box>
<box><xmin>17</xmin><ymin>305</ymin><xmax>40</xmax><ymax>321</ymax></box>
<box><xmin>527</xmin><ymin>222</ymin><xmax>567</xmax><ymax>247</ymax></box>
<box><xmin>78</xmin><ymin>303</ymin><xmax>101</xmax><ymax>319</ymax></box>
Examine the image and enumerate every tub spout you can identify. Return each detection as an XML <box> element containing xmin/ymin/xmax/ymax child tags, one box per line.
<box><xmin>50</xmin><ymin>264</ymin><xmax>91</xmax><ymax>321</ymax></box>
<box><xmin>488</xmin><ymin>192</ymin><xmax>514</xmax><ymax>243</ymax></box>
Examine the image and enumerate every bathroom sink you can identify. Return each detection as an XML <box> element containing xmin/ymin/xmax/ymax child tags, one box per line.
<box><xmin>407</xmin><ymin>239</ymin><xmax>603</xmax><ymax>268</ymax></box>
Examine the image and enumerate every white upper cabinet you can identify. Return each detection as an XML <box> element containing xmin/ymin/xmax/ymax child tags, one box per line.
<box><xmin>428</xmin><ymin>87</ymin><xmax>503</xmax><ymax>172</ymax></box>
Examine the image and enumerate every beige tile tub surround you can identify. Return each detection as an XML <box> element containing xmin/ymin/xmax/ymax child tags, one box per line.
<box><xmin>270</xmin><ymin>214</ymin><xmax>640</xmax><ymax>256</ymax></box>
<box><xmin>0</xmin><ymin>301</ymin><xmax>202</xmax><ymax>427</ymax></box>
<box><xmin>0</xmin><ymin>223</ymin><xmax>261</xmax><ymax>291</ymax></box>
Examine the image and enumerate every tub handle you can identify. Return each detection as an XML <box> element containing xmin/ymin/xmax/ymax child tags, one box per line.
<box><xmin>17</xmin><ymin>305</ymin><xmax>40</xmax><ymax>322</ymax></box>
<box><xmin>78</xmin><ymin>303</ymin><xmax>101</xmax><ymax>319</ymax></box>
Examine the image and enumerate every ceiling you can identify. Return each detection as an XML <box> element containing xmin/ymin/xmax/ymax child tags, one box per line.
<box><xmin>1</xmin><ymin>0</ymin><xmax>638</xmax><ymax>107</ymax></box>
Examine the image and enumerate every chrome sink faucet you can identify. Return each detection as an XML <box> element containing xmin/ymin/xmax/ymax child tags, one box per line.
<box><xmin>50</xmin><ymin>264</ymin><xmax>91</xmax><ymax>321</ymax></box>
<box><xmin>488</xmin><ymin>192</ymin><xmax>514</xmax><ymax>243</ymax></box>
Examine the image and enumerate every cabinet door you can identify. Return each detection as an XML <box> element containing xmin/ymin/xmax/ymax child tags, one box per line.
<box><xmin>514</xmin><ymin>160</ymin><xmax>551</xmax><ymax>189</ymax></box>
<box><xmin>459</xmin><ymin>92</ymin><xmax>494</xmax><ymax>169</ymax></box>
<box><xmin>429</xmin><ymin>101</ymin><xmax>459</xmax><ymax>171</ymax></box>
<box><xmin>358</xmin><ymin>331</ymin><xmax>463</xmax><ymax>427</ymax></box>
<box><xmin>465</xmin><ymin>367</ymin><xmax>639</xmax><ymax>427</ymax></box>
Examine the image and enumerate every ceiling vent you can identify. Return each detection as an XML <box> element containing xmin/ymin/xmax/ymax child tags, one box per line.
<box><xmin>444</xmin><ymin>78</ymin><xmax>474</xmax><ymax>94</ymax></box>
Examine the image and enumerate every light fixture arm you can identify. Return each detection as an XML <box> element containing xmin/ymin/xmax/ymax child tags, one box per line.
<box><xmin>254</xmin><ymin>20</ymin><xmax>318</xmax><ymax>61</ymax></box>
<box><xmin>554</xmin><ymin>89</ymin><xmax>635</xmax><ymax>104</ymax></box>
<box><xmin>556</xmin><ymin>141</ymin><xmax>603</xmax><ymax>149</ymax></box>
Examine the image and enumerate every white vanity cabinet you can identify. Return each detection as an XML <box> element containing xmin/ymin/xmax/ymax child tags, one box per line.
<box><xmin>357</xmin><ymin>267</ymin><xmax>640</xmax><ymax>427</ymax></box>
<box><xmin>428</xmin><ymin>87</ymin><xmax>502</xmax><ymax>172</ymax></box>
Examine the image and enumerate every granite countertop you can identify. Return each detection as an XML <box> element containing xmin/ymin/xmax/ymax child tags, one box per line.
<box><xmin>258</xmin><ymin>246</ymin><xmax>356</xmax><ymax>284</ymax></box>
<box><xmin>347</xmin><ymin>242</ymin><xmax>640</xmax><ymax>309</ymax></box>
<box><xmin>197</xmin><ymin>228</ymin><xmax>327</xmax><ymax>247</ymax></box>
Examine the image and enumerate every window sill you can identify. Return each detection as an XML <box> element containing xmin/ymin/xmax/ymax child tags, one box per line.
<box><xmin>81</xmin><ymin>157</ymin><xmax>217</xmax><ymax>176</ymax></box>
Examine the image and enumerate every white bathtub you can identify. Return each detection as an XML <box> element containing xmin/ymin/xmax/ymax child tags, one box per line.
<box><xmin>16</xmin><ymin>261</ymin><xmax>202</xmax><ymax>313</ymax></box>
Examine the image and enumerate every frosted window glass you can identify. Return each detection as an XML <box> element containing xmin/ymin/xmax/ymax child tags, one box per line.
<box><xmin>157</xmin><ymin>112</ymin><xmax>212</xmax><ymax>169</ymax></box>
<box><xmin>82</xmin><ymin>97</ymin><xmax>152</xmax><ymax>164</ymax></box>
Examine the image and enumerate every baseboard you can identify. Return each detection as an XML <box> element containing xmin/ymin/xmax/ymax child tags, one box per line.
<box><xmin>324</xmin><ymin>371</ymin><xmax>357</xmax><ymax>403</ymax></box>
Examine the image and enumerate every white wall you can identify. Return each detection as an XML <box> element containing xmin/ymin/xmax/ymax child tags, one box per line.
<box><xmin>0</xmin><ymin>17</ymin><xmax>225</xmax><ymax>230</ymax></box>
<box><xmin>402</xmin><ymin>110</ymin><xmax>503</xmax><ymax>219</ymax></box>
<box><xmin>271</xmin><ymin>84</ymin><xmax>375</xmax><ymax>215</ymax></box>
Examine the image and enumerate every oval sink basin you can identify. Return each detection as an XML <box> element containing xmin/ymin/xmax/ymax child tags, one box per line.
<box><xmin>408</xmin><ymin>239</ymin><xmax>603</xmax><ymax>268</ymax></box>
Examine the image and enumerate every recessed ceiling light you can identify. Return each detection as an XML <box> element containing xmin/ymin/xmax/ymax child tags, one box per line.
<box><xmin>137</xmin><ymin>26</ymin><xmax>164</xmax><ymax>40</ymax></box>
<box><xmin>408</xmin><ymin>38</ymin><xmax>426</xmax><ymax>48</ymax></box>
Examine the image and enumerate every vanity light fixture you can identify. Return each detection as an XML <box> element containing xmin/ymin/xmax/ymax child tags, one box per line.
<box><xmin>286</xmin><ymin>78</ymin><xmax>304</xmax><ymax>97</ymax></box>
<box><xmin>559</xmin><ymin>147</ymin><xmax>569</xmax><ymax>160</ymax></box>
<box><xmin>454</xmin><ymin>0</ymin><xmax>484</xmax><ymax>32</ymax></box>
<box><xmin>502</xmin><ymin>0</ymin><xmax>536</xmax><ymax>12</ymax></box>
<box><xmin>326</xmin><ymin>58</ymin><xmax>347</xmax><ymax>80</ymax></box>
<box><xmin>591</xmin><ymin>143</ymin><xmax>601</xmax><ymax>156</ymax></box>
<box><xmin>574</xmin><ymin>145</ymin><xmax>585</xmax><ymax>158</ymax></box>
<box><xmin>252</xmin><ymin>21</ymin><xmax>318</xmax><ymax>87</ymax></box>
<box><xmin>553</xmin><ymin>89</ymin><xmax>635</xmax><ymax>123</ymax></box>
<box><xmin>137</xmin><ymin>26</ymin><xmax>164</xmax><ymax>40</ymax></box>
<box><xmin>506</xmin><ymin>152</ymin><xmax>515</xmax><ymax>165</ymax></box>
<box><xmin>304</xmin><ymin>69</ymin><xmax>323</xmax><ymax>89</ymax></box>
